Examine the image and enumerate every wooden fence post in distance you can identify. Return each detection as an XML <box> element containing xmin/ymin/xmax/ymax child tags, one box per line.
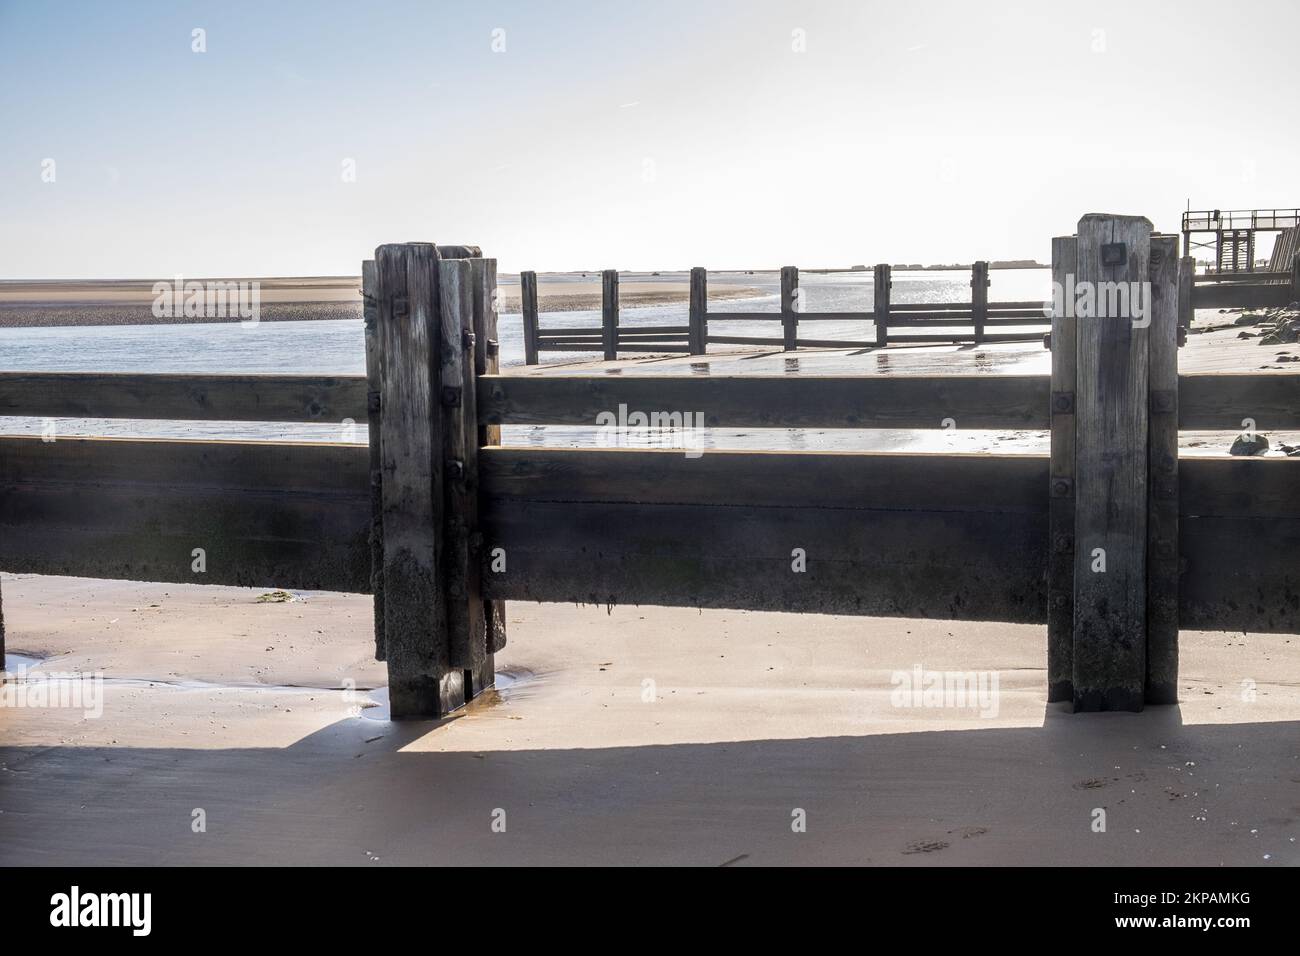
<box><xmin>873</xmin><ymin>264</ymin><xmax>891</xmax><ymax>347</ymax></box>
<box><xmin>780</xmin><ymin>266</ymin><xmax>798</xmax><ymax>351</ymax></box>
<box><xmin>971</xmin><ymin>260</ymin><xmax>989</xmax><ymax>344</ymax></box>
<box><xmin>602</xmin><ymin>270</ymin><xmax>619</xmax><ymax>361</ymax></box>
<box><xmin>689</xmin><ymin>267</ymin><xmax>708</xmax><ymax>354</ymax></box>
<box><xmin>521</xmin><ymin>270</ymin><xmax>540</xmax><ymax>366</ymax></box>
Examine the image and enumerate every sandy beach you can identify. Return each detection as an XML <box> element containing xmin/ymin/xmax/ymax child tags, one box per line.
<box><xmin>3</xmin><ymin>572</ymin><xmax>1297</xmax><ymax>866</ymax></box>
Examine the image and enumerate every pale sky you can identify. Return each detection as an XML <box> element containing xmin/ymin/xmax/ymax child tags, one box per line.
<box><xmin>1</xmin><ymin>0</ymin><xmax>1297</xmax><ymax>278</ymax></box>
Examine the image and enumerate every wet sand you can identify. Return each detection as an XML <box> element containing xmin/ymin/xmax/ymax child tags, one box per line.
<box><xmin>2</xmin><ymin>574</ymin><xmax>1297</xmax><ymax>865</ymax></box>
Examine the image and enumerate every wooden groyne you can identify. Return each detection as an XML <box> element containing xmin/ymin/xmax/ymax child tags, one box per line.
<box><xmin>518</xmin><ymin>261</ymin><xmax>1050</xmax><ymax>363</ymax></box>
<box><xmin>1</xmin><ymin>214</ymin><xmax>1299</xmax><ymax>717</ymax></box>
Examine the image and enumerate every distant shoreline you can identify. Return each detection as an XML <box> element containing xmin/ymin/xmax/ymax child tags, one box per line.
<box><xmin>0</xmin><ymin>277</ymin><xmax>768</xmax><ymax>328</ymax></box>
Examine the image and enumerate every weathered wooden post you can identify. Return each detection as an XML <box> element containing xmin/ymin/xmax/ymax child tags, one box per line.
<box><xmin>1049</xmin><ymin>214</ymin><xmax>1179</xmax><ymax>712</ymax></box>
<box><xmin>373</xmin><ymin>242</ymin><xmax>455</xmax><ymax>717</ymax></box>
<box><xmin>1291</xmin><ymin>250</ymin><xmax>1300</xmax><ymax>303</ymax></box>
<box><xmin>1146</xmin><ymin>235</ymin><xmax>1180</xmax><ymax>704</ymax></box>
<box><xmin>780</xmin><ymin>266</ymin><xmax>798</xmax><ymax>351</ymax></box>
<box><xmin>520</xmin><ymin>270</ymin><xmax>540</xmax><ymax>366</ymax></box>
<box><xmin>602</xmin><ymin>270</ymin><xmax>619</xmax><ymax>361</ymax></box>
<box><xmin>470</xmin><ymin>257</ymin><xmax>506</xmax><ymax>695</ymax></box>
<box><xmin>1046</xmin><ymin>236</ymin><xmax>1077</xmax><ymax>703</ymax></box>
<box><xmin>689</xmin><ymin>267</ymin><xmax>708</xmax><ymax>354</ymax></box>
<box><xmin>1177</xmin><ymin>256</ymin><xmax>1194</xmax><ymax>336</ymax></box>
<box><xmin>361</xmin><ymin>259</ymin><xmax>386</xmax><ymax>661</ymax></box>
<box><xmin>873</xmin><ymin>263</ymin><xmax>891</xmax><ymax>347</ymax></box>
<box><xmin>371</xmin><ymin>242</ymin><xmax>497</xmax><ymax>718</ymax></box>
<box><xmin>438</xmin><ymin>259</ymin><xmax>481</xmax><ymax>679</ymax></box>
<box><xmin>1074</xmin><ymin>215</ymin><xmax>1151</xmax><ymax>711</ymax></box>
<box><xmin>971</xmin><ymin>260</ymin><xmax>989</xmax><ymax>344</ymax></box>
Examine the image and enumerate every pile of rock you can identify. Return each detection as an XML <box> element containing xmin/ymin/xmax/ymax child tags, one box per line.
<box><xmin>1255</xmin><ymin>304</ymin><xmax>1300</xmax><ymax>345</ymax></box>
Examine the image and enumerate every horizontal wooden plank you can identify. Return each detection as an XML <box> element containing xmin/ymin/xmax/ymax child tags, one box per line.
<box><xmin>1191</xmin><ymin>284</ymin><xmax>1292</xmax><ymax>309</ymax></box>
<box><xmin>888</xmin><ymin>316</ymin><xmax>974</xmax><ymax>326</ymax></box>
<box><xmin>540</xmin><ymin>340</ymin><xmax>691</xmax><ymax>348</ymax></box>
<box><xmin>609</xmin><ymin>344</ymin><xmax>692</xmax><ymax>353</ymax></box>
<box><xmin>538</xmin><ymin>326</ymin><xmax>603</xmax><ymax>335</ymax></box>
<box><xmin>992</xmin><ymin>301</ymin><xmax>1052</xmax><ymax>310</ymax></box>
<box><xmin>704</xmin><ymin>313</ymin><xmax>782</xmax><ymax>322</ymax></box>
<box><xmin>793</xmin><ymin>338</ymin><xmax>878</xmax><ymax>348</ymax></box>
<box><xmin>1178</xmin><ymin>373</ymin><xmax>1300</xmax><ymax>430</ymax></box>
<box><xmin>986</xmin><ymin>309</ymin><xmax>1051</xmax><ymax>320</ymax></box>
<box><xmin>481</xmin><ymin>499</ymin><xmax>1048</xmax><ymax>621</ymax></box>
<box><xmin>0</xmin><ymin>372</ymin><xmax>368</xmax><ymax>423</ymax></box>
<box><xmin>478</xmin><ymin>449</ymin><xmax>1048</xmax><ymax>623</ymax></box>
<box><xmin>1180</xmin><ymin>455</ymin><xmax>1300</xmax><ymax>518</ymax></box>
<box><xmin>481</xmin><ymin>447</ymin><xmax>1049</xmax><ymax>512</ymax></box>
<box><xmin>975</xmin><ymin>333</ymin><xmax>1046</xmax><ymax>342</ymax></box>
<box><xmin>891</xmin><ymin>302</ymin><xmax>968</xmax><ymax>312</ymax></box>
<box><xmin>1194</xmin><ymin>271</ymin><xmax>1290</xmax><ymax>283</ymax></box>
<box><xmin>878</xmin><ymin>333</ymin><xmax>973</xmax><ymax>343</ymax></box>
<box><xmin>1173</xmin><ymin>446</ymin><xmax>1295</xmax><ymax>641</ymax></box>
<box><xmin>0</xmin><ymin>436</ymin><xmax>370</xmax><ymax>592</ymax></box>
<box><xmin>478</xmin><ymin>373</ymin><xmax>1052</xmax><ymax>429</ymax></box>
<box><xmin>789</xmin><ymin>312</ymin><xmax>872</xmax><ymax>322</ymax></box>
<box><xmin>705</xmin><ymin>335</ymin><xmax>788</xmax><ymax>345</ymax></box>
<box><xmin>540</xmin><ymin>325</ymin><xmax>692</xmax><ymax>338</ymax></box>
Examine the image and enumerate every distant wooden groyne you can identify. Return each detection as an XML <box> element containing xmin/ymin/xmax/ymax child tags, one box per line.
<box><xmin>1</xmin><ymin>214</ymin><xmax>1298</xmax><ymax>718</ymax></box>
<box><xmin>519</xmin><ymin>261</ymin><xmax>1050</xmax><ymax>364</ymax></box>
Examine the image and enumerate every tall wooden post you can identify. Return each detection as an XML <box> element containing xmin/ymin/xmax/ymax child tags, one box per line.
<box><xmin>780</xmin><ymin>266</ymin><xmax>799</xmax><ymax>351</ymax></box>
<box><xmin>373</xmin><ymin>242</ymin><xmax>460</xmax><ymax>717</ymax></box>
<box><xmin>873</xmin><ymin>263</ymin><xmax>891</xmax><ymax>347</ymax></box>
<box><xmin>1050</xmin><ymin>217</ymin><xmax>1180</xmax><ymax>711</ymax></box>
<box><xmin>1177</xmin><ymin>256</ymin><xmax>1194</xmax><ymax>337</ymax></box>
<box><xmin>437</xmin><ymin>259</ymin><xmax>480</xmax><ymax>676</ymax></box>
<box><xmin>1146</xmin><ymin>236</ymin><xmax>1180</xmax><ymax>704</ymax></box>
<box><xmin>470</xmin><ymin>257</ymin><xmax>506</xmax><ymax>695</ymax></box>
<box><xmin>1072</xmin><ymin>214</ymin><xmax>1152</xmax><ymax>712</ymax></box>
<box><xmin>602</xmin><ymin>270</ymin><xmax>619</xmax><ymax>361</ymax></box>
<box><xmin>971</xmin><ymin>260</ymin><xmax>989</xmax><ymax>344</ymax></box>
<box><xmin>1046</xmin><ymin>236</ymin><xmax>1078</xmax><ymax>702</ymax></box>
<box><xmin>361</xmin><ymin>259</ymin><xmax>386</xmax><ymax>662</ymax></box>
<box><xmin>689</xmin><ymin>267</ymin><xmax>708</xmax><ymax>354</ymax></box>
<box><xmin>520</xmin><ymin>270</ymin><xmax>540</xmax><ymax>366</ymax></box>
<box><xmin>1291</xmin><ymin>251</ymin><xmax>1300</xmax><ymax>304</ymax></box>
